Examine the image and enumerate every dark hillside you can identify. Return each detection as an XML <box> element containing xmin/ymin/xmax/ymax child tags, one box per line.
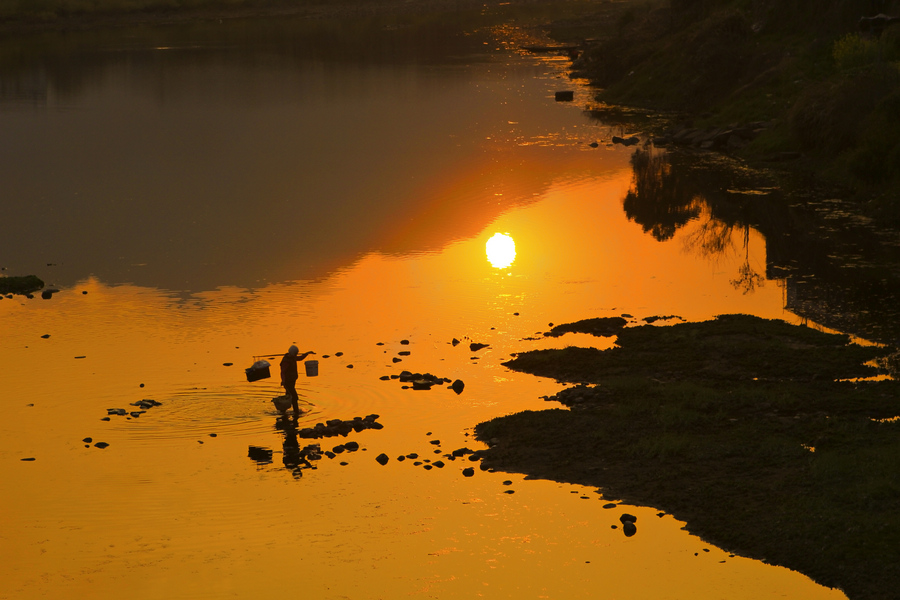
<box><xmin>558</xmin><ymin>0</ymin><xmax>900</xmax><ymax>205</ymax></box>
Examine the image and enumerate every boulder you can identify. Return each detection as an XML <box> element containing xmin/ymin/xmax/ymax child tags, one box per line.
<box><xmin>375</xmin><ymin>453</ymin><xmax>389</xmax><ymax>465</ymax></box>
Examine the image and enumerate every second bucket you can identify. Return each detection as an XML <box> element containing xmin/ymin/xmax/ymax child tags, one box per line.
<box><xmin>304</xmin><ymin>360</ymin><xmax>319</xmax><ymax>377</ymax></box>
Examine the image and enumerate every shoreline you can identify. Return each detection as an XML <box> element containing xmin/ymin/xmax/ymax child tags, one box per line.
<box><xmin>474</xmin><ymin>315</ymin><xmax>900</xmax><ymax>600</ymax></box>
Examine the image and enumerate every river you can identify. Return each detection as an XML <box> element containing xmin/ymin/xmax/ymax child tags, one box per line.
<box><xmin>0</xmin><ymin>8</ymin><xmax>859</xmax><ymax>599</ymax></box>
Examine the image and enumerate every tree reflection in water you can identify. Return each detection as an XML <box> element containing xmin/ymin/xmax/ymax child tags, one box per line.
<box><xmin>623</xmin><ymin>146</ymin><xmax>765</xmax><ymax>293</ymax></box>
<box><xmin>623</xmin><ymin>146</ymin><xmax>702</xmax><ymax>242</ymax></box>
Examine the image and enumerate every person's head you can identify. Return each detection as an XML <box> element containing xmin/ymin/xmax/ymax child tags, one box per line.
<box><xmin>288</xmin><ymin>345</ymin><xmax>299</xmax><ymax>355</ymax></box>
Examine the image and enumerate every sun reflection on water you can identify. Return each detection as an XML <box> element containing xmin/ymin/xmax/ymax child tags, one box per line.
<box><xmin>486</xmin><ymin>233</ymin><xmax>516</xmax><ymax>269</ymax></box>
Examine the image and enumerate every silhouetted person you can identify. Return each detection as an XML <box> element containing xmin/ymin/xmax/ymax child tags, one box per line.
<box><xmin>280</xmin><ymin>345</ymin><xmax>313</xmax><ymax>415</ymax></box>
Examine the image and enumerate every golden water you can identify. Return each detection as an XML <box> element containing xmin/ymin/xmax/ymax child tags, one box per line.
<box><xmin>0</xmin><ymin>13</ymin><xmax>846</xmax><ymax>600</ymax></box>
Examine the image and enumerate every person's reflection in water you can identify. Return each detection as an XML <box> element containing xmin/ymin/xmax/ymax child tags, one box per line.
<box><xmin>275</xmin><ymin>415</ymin><xmax>312</xmax><ymax>479</ymax></box>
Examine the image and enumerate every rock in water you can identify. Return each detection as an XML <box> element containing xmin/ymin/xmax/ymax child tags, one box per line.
<box><xmin>375</xmin><ymin>453</ymin><xmax>389</xmax><ymax>465</ymax></box>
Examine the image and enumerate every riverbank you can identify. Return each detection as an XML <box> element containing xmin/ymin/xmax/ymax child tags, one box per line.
<box><xmin>475</xmin><ymin>314</ymin><xmax>900</xmax><ymax>600</ymax></box>
<box><xmin>543</xmin><ymin>0</ymin><xmax>900</xmax><ymax>222</ymax></box>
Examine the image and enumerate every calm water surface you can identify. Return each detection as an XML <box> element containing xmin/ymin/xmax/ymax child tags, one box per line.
<box><xmin>1</xmin><ymin>12</ymin><xmax>848</xmax><ymax>600</ymax></box>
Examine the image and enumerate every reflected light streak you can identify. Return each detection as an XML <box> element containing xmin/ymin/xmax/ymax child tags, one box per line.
<box><xmin>486</xmin><ymin>232</ymin><xmax>516</xmax><ymax>269</ymax></box>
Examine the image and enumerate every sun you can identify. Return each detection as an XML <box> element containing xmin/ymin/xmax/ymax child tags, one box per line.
<box><xmin>486</xmin><ymin>233</ymin><xmax>516</xmax><ymax>269</ymax></box>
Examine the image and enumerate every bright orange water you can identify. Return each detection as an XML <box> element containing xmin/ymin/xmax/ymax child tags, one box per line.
<box><xmin>0</xmin><ymin>15</ymin><xmax>846</xmax><ymax>600</ymax></box>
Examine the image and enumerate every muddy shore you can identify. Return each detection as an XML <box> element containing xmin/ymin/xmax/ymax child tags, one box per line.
<box><xmin>475</xmin><ymin>314</ymin><xmax>900</xmax><ymax>600</ymax></box>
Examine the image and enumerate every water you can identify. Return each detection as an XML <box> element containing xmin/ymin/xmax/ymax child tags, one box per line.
<box><xmin>0</xmin><ymin>10</ymin><xmax>852</xmax><ymax>600</ymax></box>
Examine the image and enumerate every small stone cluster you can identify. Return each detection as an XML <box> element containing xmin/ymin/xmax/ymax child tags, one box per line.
<box><xmin>650</xmin><ymin>121</ymin><xmax>775</xmax><ymax>152</ymax></box>
<box><xmin>544</xmin><ymin>383</ymin><xmax>610</xmax><ymax>409</ymax></box>
<box><xmin>104</xmin><ymin>399</ymin><xmax>162</xmax><ymax>419</ymax></box>
<box><xmin>382</xmin><ymin>371</ymin><xmax>465</xmax><ymax>394</ymax></box>
<box><xmin>374</xmin><ymin>443</ymin><xmax>488</xmax><ymax>477</ymax></box>
<box><xmin>296</xmin><ymin>414</ymin><xmax>382</xmax><ymax>439</ymax></box>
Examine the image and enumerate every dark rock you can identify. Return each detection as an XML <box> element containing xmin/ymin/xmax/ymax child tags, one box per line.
<box><xmin>21</xmin><ymin>457</ymin><xmax>36</xmax><ymax>461</ymax></box>
<box><xmin>0</xmin><ymin>275</ymin><xmax>43</xmax><ymax>295</ymax></box>
<box><xmin>397</xmin><ymin>455</ymin><xmax>406</xmax><ymax>461</ymax></box>
<box><xmin>469</xmin><ymin>342</ymin><xmax>489</xmax><ymax>352</ymax></box>
<box><xmin>346</xmin><ymin>364</ymin><xmax>353</xmax><ymax>369</ymax></box>
<box><xmin>620</xmin><ymin>513</ymin><xmax>638</xmax><ymax>524</ymax></box>
<box><xmin>379</xmin><ymin>375</ymin><xmax>391</xmax><ymax>380</ymax></box>
<box><xmin>248</xmin><ymin>446</ymin><xmax>272</xmax><ymax>462</ymax></box>
<box><xmin>503</xmin><ymin>480</ymin><xmax>513</xmax><ymax>485</ymax></box>
<box><xmin>375</xmin><ymin>453</ymin><xmax>389</xmax><ymax>465</ymax></box>
<box><xmin>429</xmin><ymin>439</ymin><xmax>441</xmax><ymax>445</ymax></box>
<box><xmin>603</xmin><ymin>503</ymin><xmax>617</xmax><ymax>509</ymax></box>
<box><xmin>83</xmin><ymin>437</ymin><xmax>92</xmax><ymax>443</ymax></box>
<box><xmin>406</xmin><ymin>453</ymin><xmax>419</xmax><ymax>459</ymax></box>
<box><xmin>325</xmin><ymin>451</ymin><xmax>336</xmax><ymax>459</ymax></box>
<box><xmin>209</xmin><ymin>433</ymin><xmax>217</xmax><ymax>437</ymax></box>
<box><xmin>612</xmin><ymin>135</ymin><xmax>640</xmax><ymax>146</ymax></box>
<box><xmin>400</xmin><ymin>340</ymin><xmax>410</xmax><ymax>345</ymax></box>
<box><xmin>423</xmin><ymin>464</ymin><xmax>433</xmax><ymax>470</ymax></box>
<box><xmin>433</xmin><ymin>461</ymin><xmax>445</xmax><ymax>468</ymax></box>
<box><xmin>623</xmin><ymin>522</ymin><xmax>637</xmax><ymax>537</ymax></box>
<box><xmin>450</xmin><ymin>380</ymin><xmax>465</xmax><ymax>395</ymax></box>
<box><xmin>452</xmin><ymin>447</ymin><xmax>473</xmax><ymax>457</ymax></box>
<box><xmin>589</xmin><ymin>141</ymin><xmax>599</xmax><ymax>148</ymax></box>
<box><xmin>504</xmin><ymin>489</ymin><xmax>515</xmax><ymax>494</ymax></box>
<box><xmin>94</xmin><ymin>442</ymin><xmax>109</xmax><ymax>449</ymax></box>
<box><xmin>412</xmin><ymin>380</ymin><xmax>433</xmax><ymax>390</ymax></box>
<box><xmin>335</xmin><ymin>352</ymin><xmax>343</xmax><ymax>357</ymax></box>
<box><xmin>398</xmin><ymin>351</ymin><xmax>411</xmax><ymax>356</ymax></box>
<box><xmin>392</xmin><ymin>357</ymin><xmax>402</xmax><ymax>363</ymax></box>
<box><xmin>462</xmin><ymin>467</ymin><xmax>475</xmax><ymax>477</ymax></box>
<box><xmin>451</xmin><ymin>338</ymin><xmax>460</xmax><ymax>346</ymax></box>
<box><xmin>40</xmin><ymin>334</ymin><xmax>50</xmax><ymax>339</ymax></box>
<box><xmin>344</xmin><ymin>441</ymin><xmax>360</xmax><ymax>451</ymax></box>
<box><xmin>555</xmin><ymin>90</ymin><xmax>574</xmax><ymax>101</ymax></box>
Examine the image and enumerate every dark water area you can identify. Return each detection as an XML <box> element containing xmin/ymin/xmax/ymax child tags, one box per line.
<box><xmin>1</xmin><ymin>14</ymin><xmax>549</xmax><ymax>292</ymax></box>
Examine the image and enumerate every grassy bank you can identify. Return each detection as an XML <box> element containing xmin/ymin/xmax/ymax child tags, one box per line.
<box><xmin>545</xmin><ymin>0</ymin><xmax>900</xmax><ymax>217</ymax></box>
<box><xmin>475</xmin><ymin>314</ymin><xmax>900</xmax><ymax>600</ymax></box>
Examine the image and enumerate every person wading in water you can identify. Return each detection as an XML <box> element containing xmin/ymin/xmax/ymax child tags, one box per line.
<box><xmin>280</xmin><ymin>345</ymin><xmax>313</xmax><ymax>416</ymax></box>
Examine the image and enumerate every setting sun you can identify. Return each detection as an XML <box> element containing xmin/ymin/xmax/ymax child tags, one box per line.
<box><xmin>486</xmin><ymin>232</ymin><xmax>516</xmax><ymax>269</ymax></box>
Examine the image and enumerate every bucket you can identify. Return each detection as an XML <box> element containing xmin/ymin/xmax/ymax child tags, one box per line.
<box><xmin>245</xmin><ymin>360</ymin><xmax>271</xmax><ymax>382</ymax></box>
<box><xmin>304</xmin><ymin>360</ymin><xmax>319</xmax><ymax>377</ymax></box>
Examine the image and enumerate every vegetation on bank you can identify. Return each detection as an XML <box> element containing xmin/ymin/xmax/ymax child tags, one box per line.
<box><xmin>475</xmin><ymin>314</ymin><xmax>900</xmax><ymax>600</ymax></box>
<box><xmin>546</xmin><ymin>0</ymin><xmax>900</xmax><ymax>214</ymax></box>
